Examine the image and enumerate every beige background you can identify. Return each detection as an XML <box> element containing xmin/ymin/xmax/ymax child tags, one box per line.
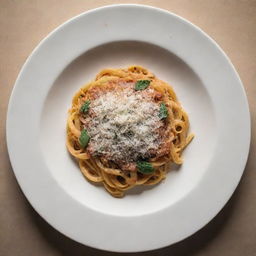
<box><xmin>0</xmin><ymin>0</ymin><xmax>255</xmax><ymax>255</ymax></box>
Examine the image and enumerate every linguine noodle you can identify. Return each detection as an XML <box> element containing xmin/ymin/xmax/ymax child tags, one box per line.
<box><xmin>66</xmin><ymin>66</ymin><xmax>193</xmax><ymax>197</ymax></box>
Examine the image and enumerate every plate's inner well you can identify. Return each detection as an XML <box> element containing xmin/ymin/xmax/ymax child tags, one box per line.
<box><xmin>40</xmin><ymin>41</ymin><xmax>216</xmax><ymax>216</ymax></box>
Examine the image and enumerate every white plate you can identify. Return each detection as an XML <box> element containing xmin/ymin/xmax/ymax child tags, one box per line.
<box><xmin>6</xmin><ymin>4</ymin><xmax>250</xmax><ymax>252</ymax></box>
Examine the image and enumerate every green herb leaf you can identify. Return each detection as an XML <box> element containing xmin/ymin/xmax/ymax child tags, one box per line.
<box><xmin>79</xmin><ymin>129</ymin><xmax>90</xmax><ymax>148</ymax></box>
<box><xmin>159</xmin><ymin>102</ymin><xmax>168</xmax><ymax>120</ymax></box>
<box><xmin>137</xmin><ymin>161</ymin><xmax>155</xmax><ymax>174</ymax></box>
<box><xmin>80</xmin><ymin>100</ymin><xmax>90</xmax><ymax>114</ymax></box>
<box><xmin>135</xmin><ymin>80</ymin><xmax>150</xmax><ymax>91</ymax></box>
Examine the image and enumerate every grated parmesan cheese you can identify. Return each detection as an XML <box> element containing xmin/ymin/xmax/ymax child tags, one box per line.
<box><xmin>84</xmin><ymin>85</ymin><xmax>164</xmax><ymax>164</ymax></box>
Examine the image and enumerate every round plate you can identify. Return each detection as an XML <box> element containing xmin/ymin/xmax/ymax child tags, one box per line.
<box><xmin>6</xmin><ymin>4</ymin><xmax>250</xmax><ymax>252</ymax></box>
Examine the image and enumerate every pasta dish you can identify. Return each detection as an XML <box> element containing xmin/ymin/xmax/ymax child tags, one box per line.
<box><xmin>66</xmin><ymin>66</ymin><xmax>193</xmax><ymax>197</ymax></box>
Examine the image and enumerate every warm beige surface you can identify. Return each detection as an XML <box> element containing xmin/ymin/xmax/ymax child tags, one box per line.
<box><xmin>0</xmin><ymin>1</ymin><xmax>255</xmax><ymax>255</ymax></box>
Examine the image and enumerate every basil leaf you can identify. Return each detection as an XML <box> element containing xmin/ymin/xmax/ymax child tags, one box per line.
<box><xmin>80</xmin><ymin>100</ymin><xmax>90</xmax><ymax>114</ymax></box>
<box><xmin>137</xmin><ymin>161</ymin><xmax>155</xmax><ymax>174</ymax></box>
<box><xmin>159</xmin><ymin>102</ymin><xmax>168</xmax><ymax>120</ymax></box>
<box><xmin>135</xmin><ymin>80</ymin><xmax>150</xmax><ymax>90</ymax></box>
<box><xmin>79</xmin><ymin>129</ymin><xmax>90</xmax><ymax>148</ymax></box>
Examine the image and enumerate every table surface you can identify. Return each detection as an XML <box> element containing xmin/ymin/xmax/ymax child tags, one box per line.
<box><xmin>0</xmin><ymin>1</ymin><xmax>255</xmax><ymax>255</ymax></box>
